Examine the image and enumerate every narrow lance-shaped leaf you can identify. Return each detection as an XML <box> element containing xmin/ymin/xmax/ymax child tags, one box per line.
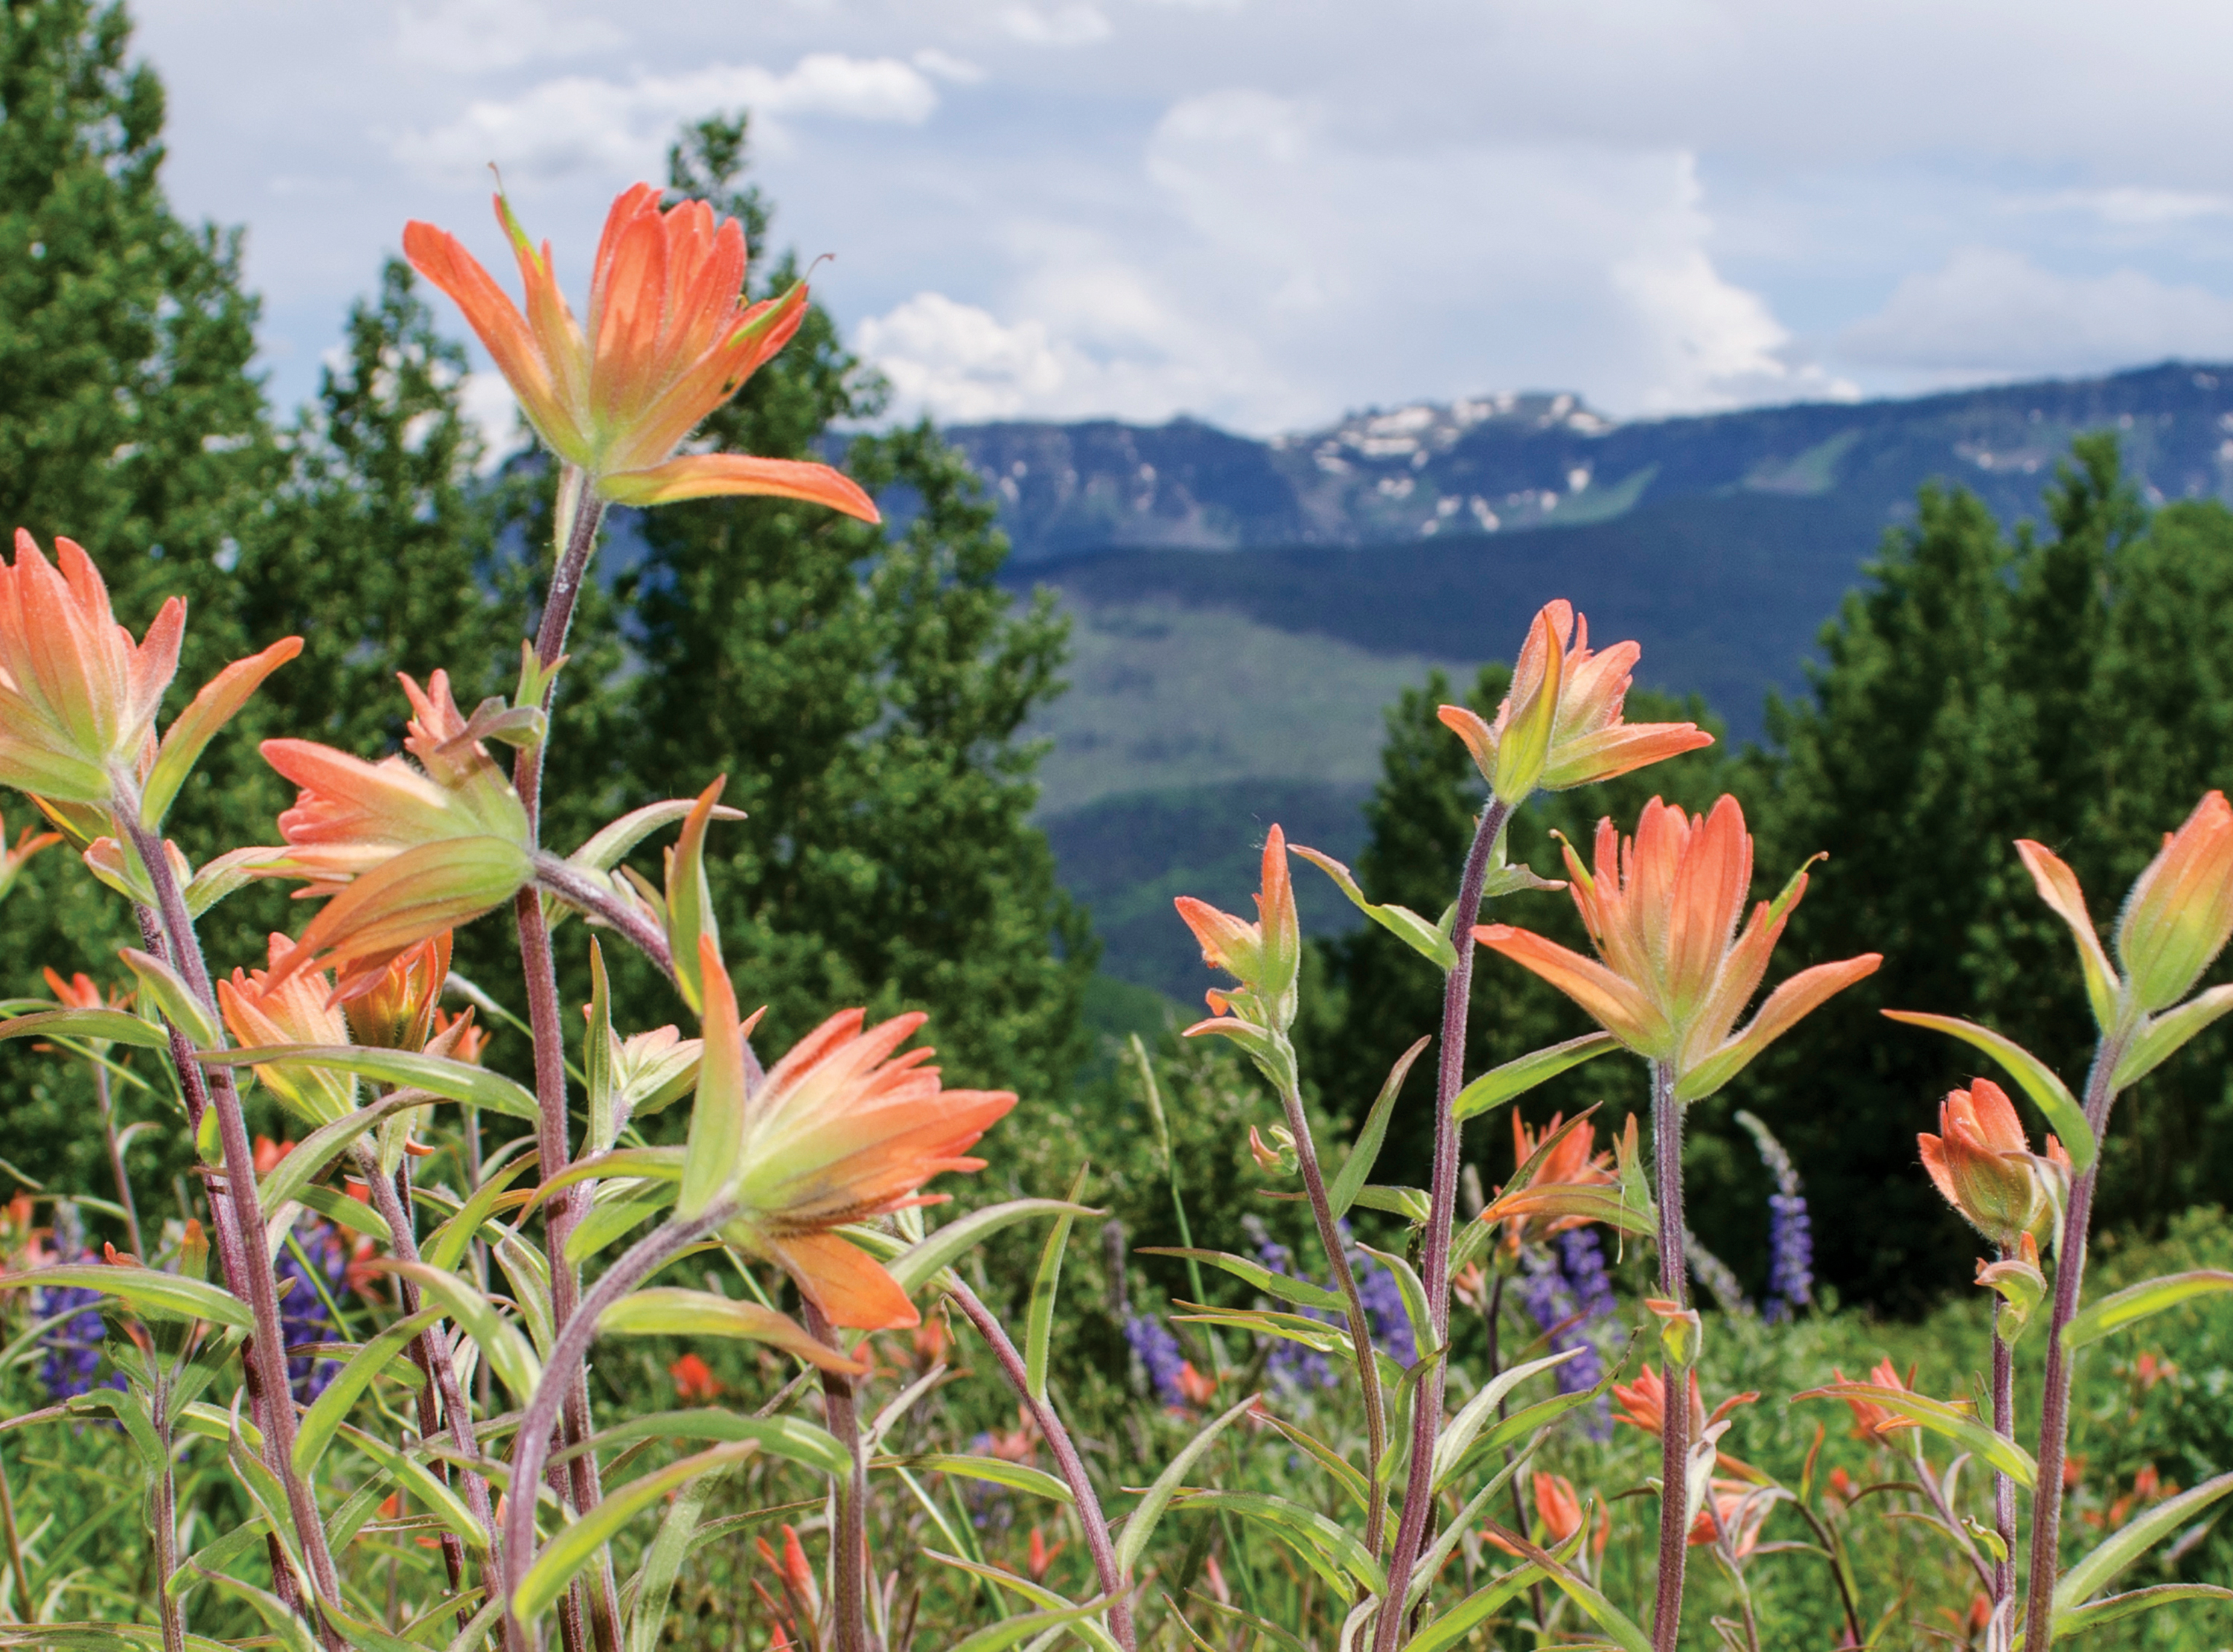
<box><xmin>599</xmin><ymin>1288</ymin><xmax>866</xmax><ymax>1375</ymax></box>
<box><xmin>919</xmin><ymin>1554</ymin><xmax>1124</xmax><ymax>1652</ymax></box>
<box><xmin>1291</xmin><ymin>845</ymin><xmax>1458</xmax><ymax>971</ymax></box>
<box><xmin>1475</xmin><ymin>1521</ymin><xmax>1650</xmax><ymax>1652</ymax></box>
<box><xmin>0</xmin><ymin>1264</ymin><xmax>252</xmax><ymax>1331</ymax></box>
<box><xmin>260</xmin><ymin>1092</ymin><xmax>438</xmax><ymax>1217</ymax></box>
<box><xmin>2063</xmin><ymin>1270</ymin><xmax>2233</xmax><ymax>1351</ymax></box>
<box><xmin>677</xmin><ymin>935</ymin><xmax>746</xmax><ymax>1221</ymax></box>
<box><xmin>1328</xmin><ymin>1037</ymin><xmax>1430</xmax><ymax>1217</ymax></box>
<box><xmin>665</xmin><ymin>778</ymin><xmax>727</xmax><ymax>1015</ymax></box>
<box><xmin>948</xmin><ymin>1596</ymin><xmax>1120</xmax><ymax>1652</ymax></box>
<box><xmin>570</xmin><ymin>794</ymin><xmax>747</xmax><ymax>877</ymax></box>
<box><xmin>1451</xmin><ymin>1031</ymin><xmax>1618</xmax><ymax>1122</ymax></box>
<box><xmin>877</xmin><ymin>1454</ymin><xmax>1076</xmax><ymax>1508</ymax></box>
<box><xmin>0</xmin><ymin>1007</ymin><xmax>167</xmax><ymax>1050</ymax></box>
<box><xmin>2056</xmin><ymin>1584</ymin><xmax>2233</xmax><ymax>1638</ymax></box>
<box><xmin>887</xmin><ymin>1199</ymin><xmax>1101</xmax><ymax>1296</ymax></box>
<box><xmin>2111</xmin><ymin>984</ymin><xmax>2233</xmax><ymax>1091</ymax></box>
<box><xmin>1114</xmin><ymin>1392</ymin><xmax>1259</xmax><ymax>1575</ymax></box>
<box><xmin>2053</xmin><ymin>1470</ymin><xmax>2233</xmax><ymax>1616</ymax></box>
<box><xmin>1882</xmin><ymin>1011</ymin><xmax>2096</xmax><ymax>1174</ymax></box>
<box><xmin>1432</xmin><ymin>1347</ymin><xmax>1585</xmax><ymax>1491</ymax></box>
<box><xmin>1796</xmin><ymin>1383</ymin><xmax>2037</xmax><ymax>1487</ymax></box>
<box><xmin>513</xmin><ymin>1443</ymin><xmax>760</xmax><ymax>1625</ymax></box>
<box><xmin>141</xmin><ymin>636</ymin><xmax>304</xmax><ymax>828</ymax></box>
<box><xmin>1172</xmin><ymin>1489</ymin><xmax>1387</xmax><ymax>1596</ymax></box>
<box><xmin>380</xmin><ymin>1261</ymin><xmax>542</xmax><ymax>1401</ymax></box>
<box><xmin>293</xmin><ymin>1306</ymin><xmax>445</xmax><ymax>1476</ymax></box>
<box><xmin>333</xmin><ymin>1421</ymin><xmax>488</xmax><ymax>1556</ymax></box>
<box><xmin>198</xmin><ymin>1043</ymin><xmax>540</xmax><ymax>1121</ymax></box>
<box><xmin>570</xmin><ymin>1409</ymin><xmax>850</xmax><ymax>1479</ymax></box>
<box><xmin>1026</xmin><ymin>1163</ymin><xmax>1090</xmax><ymax>1402</ymax></box>
<box><xmin>1136</xmin><ymin>1247</ymin><xmax>1346</xmax><ymax>1315</ymax></box>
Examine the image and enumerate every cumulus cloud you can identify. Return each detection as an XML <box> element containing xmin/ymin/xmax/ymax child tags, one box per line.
<box><xmin>391</xmin><ymin>54</ymin><xmax>939</xmax><ymax>182</ymax></box>
<box><xmin>395</xmin><ymin>0</ymin><xmax>624</xmax><ymax>73</ymax></box>
<box><xmin>1840</xmin><ymin>247</ymin><xmax>2233</xmax><ymax>377</ymax></box>
<box><xmin>999</xmin><ymin>4</ymin><xmax>1113</xmax><ymax>46</ymax></box>
<box><xmin>2025</xmin><ymin>187</ymin><xmax>2233</xmax><ymax>227</ymax></box>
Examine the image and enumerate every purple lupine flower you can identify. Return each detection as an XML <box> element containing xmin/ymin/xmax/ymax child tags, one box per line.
<box><xmin>1737</xmin><ymin>1111</ymin><xmax>1813</xmax><ymax>1323</ymax></box>
<box><xmin>37</xmin><ymin>1203</ymin><xmax>107</xmax><ymax>1402</ymax></box>
<box><xmin>1519</xmin><ymin>1246</ymin><xmax>1611</xmax><ymax>1439</ymax></box>
<box><xmin>1124</xmin><ymin>1313</ymin><xmax>1189</xmax><ymax>1407</ymax></box>
<box><xmin>274</xmin><ymin>1218</ymin><xmax>347</xmax><ymax>1403</ymax></box>
<box><xmin>1557</xmin><ymin>1229</ymin><xmax>1617</xmax><ymax>1321</ymax></box>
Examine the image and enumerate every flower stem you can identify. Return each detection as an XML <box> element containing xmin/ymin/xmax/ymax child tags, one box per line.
<box><xmin>117</xmin><ymin>801</ymin><xmax>347</xmax><ymax>1650</ymax></box>
<box><xmin>2019</xmin><ymin>1034</ymin><xmax>2126</xmax><ymax>1652</ymax></box>
<box><xmin>1373</xmin><ymin>796</ymin><xmax>1509</xmax><ymax>1652</ymax></box>
<box><xmin>1280</xmin><ymin>1079</ymin><xmax>1390</xmax><ymax>1563</ymax></box>
<box><xmin>502</xmin><ymin>1212</ymin><xmax>723</xmax><ymax>1648</ymax></box>
<box><xmin>948</xmin><ymin>1278</ymin><xmax>1134</xmax><ymax>1649</ymax></box>
<box><xmin>802</xmin><ymin>1301</ymin><xmax>868</xmax><ymax>1652</ymax></box>
<box><xmin>531</xmin><ymin>856</ymin><xmax>676</xmax><ymax>982</ymax></box>
<box><xmin>0</xmin><ymin>1438</ymin><xmax>29</xmax><ymax>1623</ymax></box>
<box><xmin>1649</xmin><ymin>1057</ymin><xmax>1690</xmax><ymax>1652</ymax></box>
<box><xmin>1991</xmin><ymin>1302</ymin><xmax>2016</xmax><ymax>1652</ymax></box>
<box><xmin>92</xmin><ymin>1061</ymin><xmax>144</xmax><ymax>1260</ymax></box>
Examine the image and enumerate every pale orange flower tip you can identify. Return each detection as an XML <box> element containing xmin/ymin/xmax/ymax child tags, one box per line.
<box><xmin>405</xmin><ymin>185</ymin><xmax>875</xmax><ymax>522</ymax></box>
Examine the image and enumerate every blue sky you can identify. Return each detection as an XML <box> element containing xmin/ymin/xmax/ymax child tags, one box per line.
<box><xmin>133</xmin><ymin>0</ymin><xmax>2233</xmax><ymax>438</ymax></box>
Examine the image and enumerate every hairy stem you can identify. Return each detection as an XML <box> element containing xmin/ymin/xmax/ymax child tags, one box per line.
<box><xmin>1649</xmin><ymin>1059</ymin><xmax>1690</xmax><ymax>1652</ymax></box>
<box><xmin>118</xmin><ymin>801</ymin><xmax>345</xmax><ymax>1648</ymax></box>
<box><xmin>802</xmin><ymin>1301</ymin><xmax>868</xmax><ymax>1652</ymax></box>
<box><xmin>0</xmin><ymin>1439</ymin><xmax>28</xmax><ymax>1622</ymax></box>
<box><xmin>1992</xmin><ymin>1280</ymin><xmax>2016</xmax><ymax>1652</ymax></box>
<box><xmin>503</xmin><ymin>1213</ymin><xmax>721</xmax><ymax>1648</ymax></box>
<box><xmin>2019</xmin><ymin>1034</ymin><xmax>2126</xmax><ymax>1652</ymax></box>
<box><xmin>1280</xmin><ymin>1080</ymin><xmax>1390</xmax><ymax>1563</ymax></box>
<box><xmin>1911</xmin><ymin>1435</ymin><xmax>1994</xmax><ymax>1593</ymax></box>
<box><xmin>947</xmin><ymin>1279</ymin><xmax>1134</xmax><ymax>1648</ymax></box>
<box><xmin>531</xmin><ymin>857</ymin><xmax>676</xmax><ymax>982</ymax></box>
<box><xmin>1373</xmin><ymin>797</ymin><xmax>1509</xmax><ymax>1652</ymax></box>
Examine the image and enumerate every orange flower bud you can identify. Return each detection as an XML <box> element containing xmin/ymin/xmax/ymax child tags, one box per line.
<box><xmin>344</xmin><ymin>932</ymin><xmax>452</xmax><ymax>1051</ymax></box>
<box><xmin>1533</xmin><ymin>1471</ymin><xmax>1585</xmax><ymax>1546</ymax></box>
<box><xmin>1918</xmin><ymin>1078</ymin><xmax>2068</xmax><ymax>1250</ymax></box>
<box><xmin>2116</xmin><ymin>791</ymin><xmax>2233</xmax><ymax>1014</ymax></box>
<box><xmin>1174</xmin><ymin>824</ymin><xmax>1301</xmax><ymax>1030</ymax></box>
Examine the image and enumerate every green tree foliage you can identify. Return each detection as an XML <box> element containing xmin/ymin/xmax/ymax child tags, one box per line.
<box><xmin>545</xmin><ymin>115</ymin><xmax>1092</xmax><ymax>1104</ymax></box>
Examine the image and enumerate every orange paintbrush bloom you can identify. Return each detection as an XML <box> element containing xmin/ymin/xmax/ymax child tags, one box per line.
<box><xmin>261</xmin><ymin>672</ymin><xmax>534</xmax><ymax>998</ymax></box>
<box><xmin>691</xmin><ymin>942</ymin><xmax>1015</xmax><ymax>1330</ymax></box>
<box><xmin>1174</xmin><ymin>824</ymin><xmax>1301</xmax><ymax>1023</ymax></box>
<box><xmin>1502</xmin><ymin>1110</ymin><xmax>1615</xmax><ymax>1247</ymax></box>
<box><xmin>668</xmin><ymin>1351</ymin><xmax>723</xmax><ymax>1404</ymax></box>
<box><xmin>1828</xmin><ymin>1358</ymin><xmax>1921</xmax><ymax>1443</ymax></box>
<box><xmin>403</xmin><ymin>185</ymin><xmax>879</xmax><ymax>521</ymax></box>
<box><xmin>1533</xmin><ymin>1472</ymin><xmax>1585</xmax><ymax>1546</ymax></box>
<box><xmin>1476</xmin><ymin>795</ymin><xmax>1879</xmax><ymax>1101</ymax></box>
<box><xmin>343</xmin><ymin>932</ymin><xmax>451</xmax><ymax>1051</ymax></box>
<box><xmin>1918</xmin><ymin>1077</ymin><xmax>2069</xmax><ymax>1251</ymax></box>
<box><xmin>1437</xmin><ymin>601</ymin><xmax>1712</xmax><ymax>805</ymax></box>
<box><xmin>217</xmin><ymin>934</ymin><xmax>357</xmax><ymax>1125</ymax></box>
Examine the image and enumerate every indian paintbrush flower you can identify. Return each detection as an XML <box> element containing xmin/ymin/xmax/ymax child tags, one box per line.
<box><xmin>260</xmin><ymin>670</ymin><xmax>534</xmax><ymax>998</ymax></box>
<box><xmin>218</xmin><ymin>934</ymin><xmax>358</xmax><ymax>1126</ymax></box>
<box><xmin>2112</xmin><ymin>790</ymin><xmax>2233</xmax><ymax>1014</ymax></box>
<box><xmin>1917</xmin><ymin>1077</ymin><xmax>2070</xmax><ymax>1252</ymax></box>
<box><xmin>342</xmin><ymin>931</ymin><xmax>452</xmax><ymax>1051</ymax></box>
<box><xmin>1175</xmin><ymin>825</ymin><xmax>1304</xmax><ymax>1089</ymax></box>
<box><xmin>1437</xmin><ymin>600</ymin><xmax>1713</xmax><ymax>805</ymax></box>
<box><xmin>1534</xmin><ymin>1473</ymin><xmax>1585</xmax><ymax>1546</ymax></box>
<box><xmin>1502</xmin><ymin>1109</ymin><xmax>1616</xmax><ymax>1249</ymax></box>
<box><xmin>1827</xmin><ymin>1358</ymin><xmax>1921</xmax><ymax>1444</ymax></box>
<box><xmin>1475</xmin><ymin>795</ymin><xmax>1882</xmax><ymax>1102</ymax></box>
<box><xmin>689</xmin><ymin>938</ymin><xmax>1015</xmax><ymax>1330</ymax></box>
<box><xmin>403</xmin><ymin>184</ymin><xmax>880</xmax><ymax>522</ymax></box>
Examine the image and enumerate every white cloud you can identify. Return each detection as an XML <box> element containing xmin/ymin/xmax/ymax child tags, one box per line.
<box><xmin>392</xmin><ymin>54</ymin><xmax>939</xmax><ymax>182</ymax></box>
<box><xmin>395</xmin><ymin>0</ymin><xmax>624</xmax><ymax>73</ymax></box>
<box><xmin>911</xmin><ymin>47</ymin><xmax>986</xmax><ymax>83</ymax></box>
<box><xmin>2027</xmin><ymin>187</ymin><xmax>2233</xmax><ymax>227</ymax></box>
<box><xmin>1840</xmin><ymin>248</ymin><xmax>2233</xmax><ymax>377</ymax></box>
<box><xmin>858</xmin><ymin>294</ymin><xmax>1065</xmax><ymax>421</ymax></box>
<box><xmin>1000</xmin><ymin>4</ymin><xmax>1113</xmax><ymax>46</ymax></box>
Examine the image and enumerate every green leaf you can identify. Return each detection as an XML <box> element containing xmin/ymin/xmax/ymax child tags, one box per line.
<box><xmin>1451</xmin><ymin>1031</ymin><xmax>1619</xmax><ymax>1121</ymax></box>
<box><xmin>2064</xmin><ymin>1270</ymin><xmax>2233</xmax><ymax>1351</ymax></box>
<box><xmin>2054</xmin><ymin>1470</ymin><xmax>2233</xmax><ymax>1614</ymax></box>
<box><xmin>627</xmin><ymin>1446</ymin><xmax>726</xmax><ymax>1652</ymax></box>
<box><xmin>571</xmin><ymin>795</ymin><xmax>746</xmax><ymax>878</ymax></box>
<box><xmin>1357</xmin><ymin>1243</ymin><xmax>1431</xmax><ymax>1363</ymax></box>
<box><xmin>584</xmin><ymin>939</ymin><xmax>618</xmax><ymax>1153</ymax></box>
<box><xmin>876</xmin><ymin>1453</ymin><xmax>1076</xmax><ymax>1507</ymax></box>
<box><xmin>141</xmin><ymin>638</ymin><xmax>301</xmax><ymax>827</ymax></box>
<box><xmin>0</xmin><ymin>1264</ymin><xmax>252</xmax><ymax>1331</ymax></box>
<box><xmin>185</xmin><ymin>844</ymin><xmax>289</xmax><ymax>918</ymax></box>
<box><xmin>2056</xmin><ymin>1583</ymin><xmax>2233</xmax><ymax>1636</ymax></box>
<box><xmin>1401</xmin><ymin>1562</ymin><xmax>1544</xmax><ymax>1652</ymax></box>
<box><xmin>0</xmin><ymin>1007</ymin><xmax>168</xmax><ymax>1050</ymax></box>
<box><xmin>948</xmin><ymin>1597</ymin><xmax>1118</xmax><ymax>1652</ymax></box>
<box><xmin>1172</xmin><ymin>1489</ymin><xmax>1387</xmax><ymax>1595</ymax></box>
<box><xmin>921</xmin><ymin>1554</ymin><xmax>1124</xmax><ymax>1652</ymax></box>
<box><xmin>1433</xmin><ymin>1347</ymin><xmax>1586</xmax><ymax>1491</ymax></box>
<box><xmin>383</xmin><ymin>1261</ymin><xmax>542</xmax><ymax>1401</ymax></box>
<box><xmin>0</xmin><ymin>1627</ymin><xmax>236</xmax><ymax>1651</ymax></box>
<box><xmin>1115</xmin><ymin>1392</ymin><xmax>1258</xmax><ymax>1575</ymax></box>
<box><xmin>1882</xmin><ymin>1012</ymin><xmax>2095</xmax><ymax>1174</ymax></box>
<box><xmin>599</xmin><ymin>1287</ymin><xmax>863</xmax><ymax>1375</ymax></box>
<box><xmin>293</xmin><ymin>1305</ymin><xmax>444</xmax><ymax>1476</ymax></box>
<box><xmin>887</xmin><ymin>1199</ymin><xmax>1100</xmax><ymax>1296</ymax></box>
<box><xmin>423</xmin><ymin>1153</ymin><xmax>538</xmax><ymax>1274</ymax></box>
<box><xmin>1329</xmin><ymin>1037</ymin><xmax>1431</xmax><ymax>1217</ymax></box>
<box><xmin>1796</xmin><ymin>1383</ymin><xmax>2036</xmax><ymax>1487</ymax></box>
<box><xmin>1137</xmin><ymin>1247</ymin><xmax>1346</xmax><ymax>1315</ymax></box>
<box><xmin>115</xmin><ymin>949</ymin><xmax>223</xmax><ymax>1050</ymax></box>
<box><xmin>2112</xmin><ymin>985</ymin><xmax>2233</xmax><ymax>1090</ymax></box>
<box><xmin>1349</xmin><ymin>1185</ymin><xmax>1433</xmax><ymax>1223</ymax></box>
<box><xmin>664</xmin><ymin>779</ymin><xmax>727</xmax><ymax>1014</ymax></box>
<box><xmin>1291</xmin><ymin>845</ymin><xmax>1459</xmax><ymax>970</ymax></box>
<box><xmin>566</xmin><ymin>1188</ymin><xmax>676</xmax><ymax>1265</ymax></box>
<box><xmin>198</xmin><ymin>1043</ymin><xmax>540</xmax><ymax>1121</ymax></box>
<box><xmin>1026</xmin><ymin>1164</ymin><xmax>1090</xmax><ymax>1402</ymax></box>
<box><xmin>334</xmin><ymin>1421</ymin><xmax>489</xmax><ymax>1555</ymax></box>
<box><xmin>259</xmin><ymin>1092</ymin><xmax>438</xmax><ymax>1218</ymax></box>
<box><xmin>572</xmin><ymin>1409</ymin><xmax>849</xmax><ymax>1479</ymax></box>
<box><xmin>1476</xmin><ymin>1523</ymin><xmax>1651</xmax><ymax>1652</ymax></box>
<box><xmin>514</xmin><ymin>1443</ymin><xmax>759</xmax><ymax>1625</ymax></box>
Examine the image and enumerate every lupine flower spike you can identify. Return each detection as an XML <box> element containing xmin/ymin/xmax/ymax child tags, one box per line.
<box><xmin>261</xmin><ymin>671</ymin><xmax>534</xmax><ymax>997</ymax></box>
<box><xmin>1437</xmin><ymin>600</ymin><xmax>1713</xmax><ymax>804</ymax></box>
<box><xmin>1477</xmin><ymin>795</ymin><xmax>1881</xmax><ymax>1101</ymax></box>
<box><xmin>403</xmin><ymin>184</ymin><xmax>880</xmax><ymax>520</ymax></box>
<box><xmin>690</xmin><ymin>939</ymin><xmax>1015</xmax><ymax>1329</ymax></box>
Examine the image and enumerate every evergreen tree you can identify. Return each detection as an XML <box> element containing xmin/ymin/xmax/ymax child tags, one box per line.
<box><xmin>561</xmin><ymin>115</ymin><xmax>1090</xmax><ymax>1103</ymax></box>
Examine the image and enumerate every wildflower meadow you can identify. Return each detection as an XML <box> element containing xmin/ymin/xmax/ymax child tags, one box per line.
<box><xmin>3</xmin><ymin>8</ymin><xmax>2233</xmax><ymax>1651</ymax></box>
